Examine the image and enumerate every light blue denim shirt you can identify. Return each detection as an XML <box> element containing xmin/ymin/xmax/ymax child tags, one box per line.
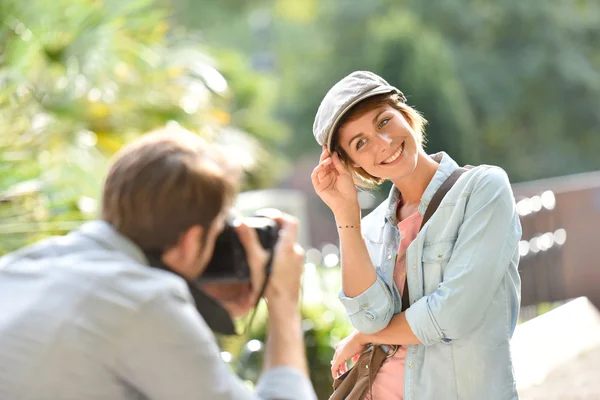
<box><xmin>339</xmin><ymin>152</ymin><xmax>522</xmax><ymax>400</ymax></box>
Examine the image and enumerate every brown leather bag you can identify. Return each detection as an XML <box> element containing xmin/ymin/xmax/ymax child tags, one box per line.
<box><xmin>329</xmin><ymin>166</ymin><xmax>470</xmax><ymax>400</ymax></box>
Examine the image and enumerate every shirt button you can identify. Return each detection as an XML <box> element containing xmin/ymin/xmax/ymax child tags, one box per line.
<box><xmin>409</xmin><ymin>363</ymin><xmax>414</xmax><ymax>368</ymax></box>
<box><xmin>365</xmin><ymin>364</ymin><xmax>369</xmax><ymax>369</ymax></box>
<box><xmin>412</xmin><ymin>265</ymin><xmax>416</xmax><ymax>270</ymax></box>
<box><xmin>387</xmin><ymin>254</ymin><xmax>392</xmax><ymax>260</ymax></box>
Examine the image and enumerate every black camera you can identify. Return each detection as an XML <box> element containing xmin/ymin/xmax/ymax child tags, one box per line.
<box><xmin>199</xmin><ymin>216</ymin><xmax>280</xmax><ymax>283</ymax></box>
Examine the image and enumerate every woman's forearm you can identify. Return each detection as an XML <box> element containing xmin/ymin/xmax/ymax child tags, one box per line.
<box><xmin>336</xmin><ymin>220</ymin><xmax>377</xmax><ymax>298</ymax></box>
<box><xmin>361</xmin><ymin>312</ymin><xmax>422</xmax><ymax>345</ymax></box>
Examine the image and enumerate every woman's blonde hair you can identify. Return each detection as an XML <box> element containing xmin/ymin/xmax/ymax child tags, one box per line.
<box><xmin>331</xmin><ymin>93</ymin><xmax>427</xmax><ymax>189</ymax></box>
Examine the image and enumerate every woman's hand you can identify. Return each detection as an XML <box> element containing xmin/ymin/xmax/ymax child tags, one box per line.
<box><xmin>311</xmin><ymin>146</ymin><xmax>360</xmax><ymax>221</ymax></box>
<box><xmin>331</xmin><ymin>330</ymin><xmax>368</xmax><ymax>378</ymax></box>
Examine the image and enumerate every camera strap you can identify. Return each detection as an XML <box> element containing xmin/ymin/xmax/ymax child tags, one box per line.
<box><xmin>143</xmin><ymin>251</ymin><xmax>237</xmax><ymax>335</ymax></box>
<box><xmin>243</xmin><ymin>248</ymin><xmax>274</xmax><ymax>335</ymax></box>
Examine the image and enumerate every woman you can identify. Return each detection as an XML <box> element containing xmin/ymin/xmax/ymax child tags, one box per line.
<box><xmin>311</xmin><ymin>71</ymin><xmax>522</xmax><ymax>400</ymax></box>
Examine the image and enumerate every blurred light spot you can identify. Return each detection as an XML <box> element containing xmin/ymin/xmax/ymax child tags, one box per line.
<box><xmin>517</xmin><ymin>198</ymin><xmax>532</xmax><ymax>216</ymax></box>
<box><xmin>541</xmin><ymin>191</ymin><xmax>556</xmax><ymax>210</ymax></box>
<box><xmin>357</xmin><ymin>191</ymin><xmax>376</xmax><ymax>209</ymax></box>
<box><xmin>540</xmin><ymin>233</ymin><xmax>554</xmax><ymax>250</ymax></box>
<box><xmin>102</xmin><ymin>88</ymin><xmax>117</xmax><ymax>103</ymax></box>
<box><xmin>322</xmin><ymin>243</ymin><xmax>339</xmax><ymax>256</ymax></box>
<box><xmin>77</xmin><ymin>130</ymin><xmax>97</xmax><ymax>148</ymax></box>
<box><xmin>166</xmin><ymin>120</ymin><xmax>180</xmax><ymax>129</ymax></box>
<box><xmin>78</xmin><ymin>196</ymin><xmax>97</xmax><ymax>214</ymax></box>
<box><xmin>529</xmin><ymin>237</ymin><xmax>540</xmax><ymax>253</ymax></box>
<box><xmin>554</xmin><ymin>229</ymin><xmax>567</xmax><ymax>245</ymax></box>
<box><xmin>246</xmin><ymin>339</ymin><xmax>263</xmax><ymax>352</ymax></box>
<box><xmin>31</xmin><ymin>113</ymin><xmax>52</xmax><ymax>131</ymax></box>
<box><xmin>324</xmin><ymin>254</ymin><xmax>339</xmax><ymax>268</ymax></box>
<box><xmin>21</xmin><ymin>29</ymin><xmax>32</xmax><ymax>42</ymax></box>
<box><xmin>323</xmin><ymin>310</ymin><xmax>336</xmax><ymax>324</ymax></box>
<box><xmin>220</xmin><ymin>351</ymin><xmax>232</xmax><ymax>363</ymax></box>
<box><xmin>55</xmin><ymin>77</ymin><xmax>68</xmax><ymax>90</ymax></box>
<box><xmin>115</xmin><ymin>62</ymin><xmax>129</xmax><ymax>78</ymax></box>
<box><xmin>530</xmin><ymin>196</ymin><xmax>542</xmax><ymax>212</ymax></box>
<box><xmin>14</xmin><ymin>22</ymin><xmax>25</xmax><ymax>35</ymax></box>
<box><xmin>518</xmin><ymin>240</ymin><xmax>530</xmax><ymax>257</ymax></box>
<box><xmin>305</xmin><ymin>248</ymin><xmax>322</xmax><ymax>265</ymax></box>
<box><xmin>74</xmin><ymin>75</ymin><xmax>88</xmax><ymax>98</ymax></box>
<box><xmin>87</xmin><ymin>88</ymin><xmax>102</xmax><ymax>102</ymax></box>
<box><xmin>179</xmin><ymin>95</ymin><xmax>200</xmax><ymax>114</ymax></box>
<box><xmin>197</xmin><ymin>64</ymin><xmax>228</xmax><ymax>94</ymax></box>
<box><xmin>16</xmin><ymin>84</ymin><xmax>30</xmax><ymax>100</ymax></box>
<box><xmin>304</xmin><ymin>263</ymin><xmax>316</xmax><ymax>274</ymax></box>
<box><xmin>66</xmin><ymin>56</ymin><xmax>79</xmax><ymax>76</ymax></box>
<box><xmin>302</xmin><ymin>319</ymin><xmax>315</xmax><ymax>332</ymax></box>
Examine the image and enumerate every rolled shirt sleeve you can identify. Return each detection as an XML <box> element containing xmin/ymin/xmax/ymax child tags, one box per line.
<box><xmin>339</xmin><ymin>275</ymin><xmax>394</xmax><ymax>334</ymax></box>
<box><xmin>405</xmin><ymin>167</ymin><xmax>521</xmax><ymax>346</ymax></box>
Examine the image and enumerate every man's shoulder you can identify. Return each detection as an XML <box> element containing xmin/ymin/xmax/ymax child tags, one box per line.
<box><xmin>1</xmin><ymin>234</ymin><xmax>193</xmax><ymax>312</ymax></box>
<box><xmin>76</xmin><ymin>251</ymin><xmax>193</xmax><ymax>309</ymax></box>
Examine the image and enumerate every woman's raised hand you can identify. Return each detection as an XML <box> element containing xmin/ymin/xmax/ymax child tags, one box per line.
<box><xmin>311</xmin><ymin>146</ymin><xmax>360</xmax><ymax>221</ymax></box>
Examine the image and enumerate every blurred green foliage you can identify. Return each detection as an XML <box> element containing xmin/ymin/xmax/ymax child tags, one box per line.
<box><xmin>0</xmin><ymin>0</ymin><xmax>285</xmax><ymax>254</ymax></box>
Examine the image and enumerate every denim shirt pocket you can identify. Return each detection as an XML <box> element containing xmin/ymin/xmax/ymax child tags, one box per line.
<box><xmin>421</xmin><ymin>239</ymin><xmax>456</xmax><ymax>295</ymax></box>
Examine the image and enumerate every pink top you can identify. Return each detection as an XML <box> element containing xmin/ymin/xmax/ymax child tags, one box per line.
<box><xmin>365</xmin><ymin>209</ymin><xmax>423</xmax><ymax>400</ymax></box>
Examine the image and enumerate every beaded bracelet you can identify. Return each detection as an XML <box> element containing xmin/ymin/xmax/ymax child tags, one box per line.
<box><xmin>337</xmin><ymin>224</ymin><xmax>360</xmax><ymax>229</ymax></box>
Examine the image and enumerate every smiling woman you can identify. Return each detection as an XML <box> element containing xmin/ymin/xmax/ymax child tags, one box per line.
<box><xmin>310</xmin><ymin>71</ymin><xmax>522</xmax><ymax>400</ymax></box>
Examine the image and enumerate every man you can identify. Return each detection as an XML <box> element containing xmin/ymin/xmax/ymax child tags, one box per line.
<box><xmin>0</xmin><ymin>128</ymin><xmax>317</xmax><ymax>400</ymax></box>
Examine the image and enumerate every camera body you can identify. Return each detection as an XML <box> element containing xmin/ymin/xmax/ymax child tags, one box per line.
<box><xmin>199</xmin><ymin>217</ymin><xmax>279</xmax><ymax>283</ymax></box>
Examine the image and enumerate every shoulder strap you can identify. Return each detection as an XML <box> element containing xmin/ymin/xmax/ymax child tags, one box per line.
<box><xmin>419</xmin><ymin>166</ymin><xmax>472</xmax><ymax>230</ymax></box>
<box><xmin>401</xmin><ymin>165</ymin><xmax>472</xmax><ymax>312</ymax></box>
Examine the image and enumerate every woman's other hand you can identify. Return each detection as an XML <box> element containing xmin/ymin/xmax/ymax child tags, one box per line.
<box><xmin>330</xmin><ymin>330</ymin><xmax>368</xmax><ymax>378</ymax></box>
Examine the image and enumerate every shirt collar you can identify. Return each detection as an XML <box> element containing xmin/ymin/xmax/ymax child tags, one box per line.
<box><xmin>76</xmin><ymin>221</ymin><xmax>237</xmax><ymax>335</ymax></box>
<box><xmin>383</xmin><ymin>152</ymin><xmax>459</xmax><ymax>226</ymax></box>
<box><xmin>77</xmin><ymin>220</ymin><xmax>148</xmax><ymax>264</ymax></box>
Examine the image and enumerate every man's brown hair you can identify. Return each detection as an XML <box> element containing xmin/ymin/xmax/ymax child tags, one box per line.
<box><xmin>101</xmin><ymin>127</ymin><xmax>238</xmax><ymax>252</ymax></box>
<box><xmin>331</xmin><ymin>93</ymin><xmax>428</xmax><ymax>189</ymax></box>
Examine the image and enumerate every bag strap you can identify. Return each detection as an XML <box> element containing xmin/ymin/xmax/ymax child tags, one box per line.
<box><xmin>401</xmin><ymin>166</ymin><xmax>472</xmax><ymax>312</ymax></box>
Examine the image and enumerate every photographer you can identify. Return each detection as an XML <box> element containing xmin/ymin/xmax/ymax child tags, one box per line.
<box><xmin>0</xmin><ymin>129</ymin><xmax>317</xmax><ymax>400</ymax></box>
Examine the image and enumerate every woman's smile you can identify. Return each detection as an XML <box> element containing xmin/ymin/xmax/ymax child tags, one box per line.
<box><xmin>379</xmin><ymin>141</ymin><xmax>405</xmax><ymax>166</ymax></box>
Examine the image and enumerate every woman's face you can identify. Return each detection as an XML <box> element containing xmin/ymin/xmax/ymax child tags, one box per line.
<box><xmin>336</xmin><ymin>105</ymin><xmax>421</xmax><ymax>181</ymax></box>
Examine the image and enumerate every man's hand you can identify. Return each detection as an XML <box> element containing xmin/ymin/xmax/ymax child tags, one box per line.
<box><xmin>200</xmin><ymin>211</ymin><xmax>305</xmax><ymax>318</ymax></box>
<box><xmin>261</xmin><ymin>211</ymin><xmax>305</xmax><ymax>308</ymax></box>
<box><xmin>200</xmin><ymin>219</ymin><xmax>271</xmax><ymax>318</ymax></box>
<box><xmin>330</xmin><ymin>330</ymin><xmax>368</xmax><ymax>379</ymax></box>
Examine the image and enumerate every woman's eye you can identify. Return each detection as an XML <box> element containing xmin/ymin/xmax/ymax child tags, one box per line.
<box><xmin>356</xmin><ymin>138</ymin><xmax>366</xmax><ymax>150</ymax></box>
<box><xmin>378</xmin><ymin>118</ymin><xmax>391</xmax><ymax>129</ymax></box>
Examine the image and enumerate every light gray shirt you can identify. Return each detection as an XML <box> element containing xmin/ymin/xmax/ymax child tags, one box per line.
<box><xmin>0</xmin><ymin>221</ymin><xmax>316</xmax><ymax>400</ymax></box>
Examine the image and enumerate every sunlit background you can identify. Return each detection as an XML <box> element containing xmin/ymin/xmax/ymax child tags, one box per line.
<box><xmin>1</xmin><ymin>0</ymin><xmax>600</xmax><ymax>398</ymax></box>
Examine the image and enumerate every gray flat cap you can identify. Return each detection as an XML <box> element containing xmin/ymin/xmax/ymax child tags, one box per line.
<box><xmin>312</xmin><ymin>71</ymin><xmax>406</xmax><ymax>152</ymax></box>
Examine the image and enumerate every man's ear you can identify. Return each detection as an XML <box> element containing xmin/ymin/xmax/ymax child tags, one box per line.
<box><xmin>179</xmin><ymin>225</ymin><xmax>204</xmax><ymax>267</ymax></box>
<box><xmin>163</xmin><ymin>225</ymin><xmax>204</xmax><ymax>278</ymax></box>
